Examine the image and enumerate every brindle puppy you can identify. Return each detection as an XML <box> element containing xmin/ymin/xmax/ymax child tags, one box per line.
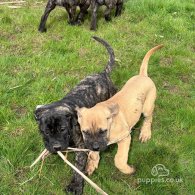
<box><xmin>35</xmin><ymin>36</ymin><xmax>117</xmax><ymax>194</ymax></box>
<box><xmin>90</xmin><ymin>0</ymin><xmax>124</xmax><ymax>31</ymax></box>
<box><xmin>38</xmin><ymin>0</ymin><xmax>90</xmax><ymax>32</ymax></box>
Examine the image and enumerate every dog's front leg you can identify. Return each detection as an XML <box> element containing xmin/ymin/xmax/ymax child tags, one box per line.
<box><xmin>114</xmin><ymin>135</ymin><xmax>135</xmax><ymax>174</ymax></box>
<box><xmin>38</xmin><ymin>0</ymin><xmax>56</xmax><ymax>32</ymax></box>
<box><xmin>90</xmin><ymin>1</ymin><xmax>99</xmax><ymax>31</ymax></box>
<box><xmin>66</xmin><ymin>151</ymin><xmax>88</xmax><ymax>195</ymax></box>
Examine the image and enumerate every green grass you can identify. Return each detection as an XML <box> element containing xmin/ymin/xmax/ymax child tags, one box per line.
<box><xmin>0</xmin><ymin>0</ymin><xmax>195</xmax><ymax>194</ymax></box>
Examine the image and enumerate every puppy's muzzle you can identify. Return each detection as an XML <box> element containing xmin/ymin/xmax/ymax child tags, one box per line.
<box><xmin>53</xmin><ymin>143</ymin><xmax>62</xmax><ymax>151</ymax></box>
<box><xmin>92</xmin><ymin>142</ymin><xmax>100</xmax><ymax>151</ymax></box>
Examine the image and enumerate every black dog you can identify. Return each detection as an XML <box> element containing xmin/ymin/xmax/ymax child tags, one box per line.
<box><xmin>38</xmin><ymin>0</ymin><xmax>91</xmax><ymax>32</ymax></box>
<box><xmin>90</xmin><ymin>0</ymin><xmax>124</xmax><ymax>31</ymax></box>
<box><xmin>35</xmin><ymin>36</ymin><xmax>117</xmax><ymax>194</ymax></box>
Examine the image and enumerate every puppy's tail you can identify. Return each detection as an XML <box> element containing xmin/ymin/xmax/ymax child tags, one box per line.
<box><xmin>92</xmin><ymin>36</ymin><xmax>115</xmax><ymax>74</ymax></box>
<box><xmin>139</xmin><ymin>45</ymin><xmax>163</xmax><ymax>76</ymax></box>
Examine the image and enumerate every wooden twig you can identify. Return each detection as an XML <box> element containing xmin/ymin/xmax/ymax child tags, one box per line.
<box><xmin>9</xmin><ymin>85</ymin><xmax>23</xmax><ymax>90</ymax></box>
<box><xmin>30</xmin><ymin>149</ymin><xmax>48</xmax><ymax>168</ymax></box>
<box><xmin>8</xmin><ymin>5</ymin><xmax>21</xmax><ymax>8</ymax></box>
<box><xmin>66</xmin><ymin>147</ymin><xmax>90</xmax><ymax>152</ymax></box>
<box><xmin>19</xmin><ymin>173</ymin><xmax>37</xmax><ymax>186</ymax></box>
<box><xmin>30</xmin><ymin>148</ymin><xmax>89</xmax><ymax>168</ymax></box>
<box><xmin>38</xmin><ymin>157</ymin><xmax>45</xmax><ymax>178</ymax></box>
<box><xmin>0</xmin><ymin>1</ymin><xmax>25</xmax><ymax>5</ymax></box>
<box><xmin>57</xmin><ymin>151</ymin><xmax>108</xmax><ymax>195</ymax></box>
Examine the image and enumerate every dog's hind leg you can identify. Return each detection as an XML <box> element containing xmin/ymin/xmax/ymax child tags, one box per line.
<box><xmin>76</xmin><ymin>2</ymin><xmax>90</xmax><ymax>25</ymax></box>
<box><xmin>104</xmin><ymin>4</ymin><xmax>112</xmax><ymax>21</ymax></box>
<box><xmin>66</xmin><ymin>5</ymin><xmax>77</xmax><ymax>25</ymax></box>
<box><xmin>90</xmin><ymin>1</ymin><xmax>99</xmax><ymax>30</ymax></box>
<box><xmin>115</xmin><ymin>1</ymin><xmax>123</xmax><ymax>17</ymax></box>
<box><xmin>139</xmin><ymin>87</ymin><xmax>156</xmax><ymax>143</ymax></box>
<box><xmin>114</xmin><ymin>135</ymin><xmax>135</xmax><ymax>174</ymax></box>
<box><xmin>85</xmin><ymin>151</ymin><xmax>100</xmax><ymax>176</ymax></box>
<box><xmin>38</xmin><ymin>0</ymin><xmax>56</xmax><ymax>32</ymax></box>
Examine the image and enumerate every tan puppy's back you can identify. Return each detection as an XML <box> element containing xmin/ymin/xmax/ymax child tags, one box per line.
<box><xmin>105</xmin><ymin>45</ymin><xmax>163</xmax><ymax>127</ymax></box>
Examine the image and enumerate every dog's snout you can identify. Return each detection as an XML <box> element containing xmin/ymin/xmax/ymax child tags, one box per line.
<box><xmin>92</xmin><ymin>142</ymin><xmax>99</xmax><ymax>151</ymax></box>
<box><xmin>53</xmin><ymin>144</ymin><xmax>62</xmax><ymax>151</ymax></box>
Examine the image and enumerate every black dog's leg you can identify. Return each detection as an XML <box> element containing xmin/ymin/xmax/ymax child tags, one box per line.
<box><xmin>66</xmin><ymin>5</ymin><xmax>77</xmax><ymax>25</ymax></box>
<box><xmin>66</xmin><ymin>151</ymin><xmax>88</xmax><ymax>195</ymax></box>
<box><xmin>66</xmin><ymin>124</ymin><xmax>88</xmax><ymax>194</ymax></box>
<box><xmin>90</xmin><ymin>1</ymin><xmax>99</xmax><ymax>31</ymax></box>
<box><xmin>38</xmin><ymin>0</ymin><xmax>56</xmax><ymax>32</ymax></box>
<box><xmin>104</xmin><ymin>5</ymin><xmax>112</xmax><ymax>21</ymax></box>
<box><xmin>115</xmin><ymin>2</ymin><xmax>123</xmax><ymax>17</ymax></box>
<box><xmin>76</xmin><ymin>3</ymin><xmax>90</xmax><ymax>25</ymax></box>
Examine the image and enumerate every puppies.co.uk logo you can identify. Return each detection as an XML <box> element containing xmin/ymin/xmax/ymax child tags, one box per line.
<box><xmin>151</xmin><ymin>164</ymin><xmax>169</xmax><ymax>177</ymax></box>
<box><xmin>137</xmin><ymin>164</ymin><xmax>183</xmax><ymax>184</ymax></box>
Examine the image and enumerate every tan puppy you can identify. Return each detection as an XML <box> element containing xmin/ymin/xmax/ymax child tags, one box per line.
<box><xmin>77</xmin><ymin>45</ymin><xmax>163</xmax><ymax>174</ymax></box>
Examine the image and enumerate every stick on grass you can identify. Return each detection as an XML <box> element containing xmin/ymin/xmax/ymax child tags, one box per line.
<box><xmin>57</xmin><ymin>151</ymin><xmax>108</xmax><ymax>195</ymax></box>
<box><xmin>30</xmin><ymin>149</ymin><xmax>48</xmax><ymax>168</ymax></box>
<box><xmin>0</xmin><ymin>1</ymin><xmax>25</xmax><ymax>5</ymax></box>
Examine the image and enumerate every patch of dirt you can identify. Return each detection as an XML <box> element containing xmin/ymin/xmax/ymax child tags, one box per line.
<box><xmin>14</xmin><ymin>167</ymin><xmax>28</xmax><ymax>179</ymax></box>
<box><xmin>179</xmin><ymin>75</ymin><xmax>190</xmax><ymax>83</ymax></box>
<box><xmin>10</xmin><ymin>104</ymin><xmax>28</xmax><ymax>118</ymax></box>
<box><xmin>11</xmin><ymin>128</ymin><xmax>24</xmax><ymax>137</ymax></box>
<box><xmin>162</xmin><ymin>81</ymin><xmax>179</xmax><ymax>94</ymax></box>
<box><xmin>79</xmin><ymin>48</ymin><xmax>89</xmax><ymax>57</ymax></box>
<box><xmin>160</xmin><ymin>57</ymin><xmax>173</xmax><ymax>67</ymax></box>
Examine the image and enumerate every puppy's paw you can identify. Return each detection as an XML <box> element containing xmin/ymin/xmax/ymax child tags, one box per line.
<box><xmin>68</xmin><ymin>21</ymin><xmax>77</xmax><ymax>26</ymax></box>
<box><xmin>105</xmin><ymin>15</ymin><xmax>111</xmax><ymax>21</ymax></box>
<box><xmin>75</xmin><ymin>20</ymin><xmax>82</xmax><ymax>26</ymax></box>
<box><xmin>38</xmin><ymin>27</ymin><xmax>47</xmax><ymax>33</ymax></box>
<box><xmin>139</xmin><ymin>129</ymin><xmax>151</xmax><ymax>143</ymax></box>
<box><xmin>90</xmin><ymin>26</ymin><xmax>97</xmax><ymax>31</ymax></box>
<box><xmin>86</xmin><ymin>152</ymin><xmax>100</xmax><ymax>176</ymax></box>
<box><xmin>121</xmin><ymin>165</ymin><xmax>136</xmax><ymax>175</ymax></box>
<box><xmin>86</xmin><ymin>163</ymin><xmax>96</xmax><ymax>176</ymax></box>
<box><xmin>66</xmin><ymin>183</ymin><xmax>83</xmax><ymax>195</ymax></box>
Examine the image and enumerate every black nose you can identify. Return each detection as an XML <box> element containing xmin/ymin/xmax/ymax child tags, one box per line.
<box><xmin>53</xmin><ymin>144</ymin><xmax>61</xmax><ymax>151</ymax></box>
<box><xmin>92</xmin><ymin>142</ymin><xmax>99</xmax><ymax>151</ymax></box>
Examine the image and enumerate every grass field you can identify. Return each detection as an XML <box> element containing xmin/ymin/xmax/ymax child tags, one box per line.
<box><xmin>0</xmin><ymin>0</ymin><xmax>195</xmax><ymax>194</ymax></box>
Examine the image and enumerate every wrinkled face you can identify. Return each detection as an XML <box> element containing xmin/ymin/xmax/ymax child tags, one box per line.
<box><xmin>35</xmin><ymin>106</ymin><xmax>74</xmax><ymax>153</ymax></box>
<box><xmin>77</xmin><ymin>104</ymin><xmax>118</xmax><ymax>151</ymax></box>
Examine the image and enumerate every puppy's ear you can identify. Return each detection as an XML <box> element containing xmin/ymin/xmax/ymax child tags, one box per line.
<box><xmin>36</xmin><ymin>105</ymin><xmax>44</xmax><ymax>110</ymax></box>
<box><xmin>75</xmin><ymin>107</ymin><xmax>87</xmax><ymax>118</ymax></box>
<box><xmin>75</xmin><ymin>106</ymin><xmax>84</xmax><ymax>118</ymax></box>
<box><xmin>34</xmin><ymin>105</ymin><xmax>46</xmax><ymax>121</ymax></box>
<box><xmin>107</xmin><ymin>103</ymin><xmax>119</xmax><ymax>117</ymax></box>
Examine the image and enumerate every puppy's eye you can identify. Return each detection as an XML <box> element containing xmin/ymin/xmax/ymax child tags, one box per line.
<box><xmin>99</xmin><ymin>129</ymin><xmax>107</xmax><ymax>135</ymax></box>
<box><xmin>45</xmin><ymin>129</ymin><xmax>50</xmax><ymax>135</ymax></box>
<box><xmin>61</xmin><ymin>128</ymin><xmax>66</xmax><ymax>132</ymax></box>
<box><xmin>66</xmin><ymin>114</ymin><xmax>71</xmax><ymax>120</ymax></box>
<box><xmin>82</xmin><ymin>131</ymin><xmax>90</xmax><ymax>136</ymax></box>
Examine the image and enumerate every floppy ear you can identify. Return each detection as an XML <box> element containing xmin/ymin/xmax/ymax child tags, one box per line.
<box><xmin>36</xmin><ymin>105</ymin><xmax>44</xmax><ymax>110</ymax></box>
<box><xmin>34</xmin><ymin>105</ymin><xmax>46</xmax><ymax>121</ymax></box>
<box><xmin>75</xmin><ymin>107</ymin><xmax>87</xmax><ymax>118</ymax></box>
<box><xmin>107</xmin><ymin>103</ymin><xmax>119</xmax><ymax>117</ymax></box>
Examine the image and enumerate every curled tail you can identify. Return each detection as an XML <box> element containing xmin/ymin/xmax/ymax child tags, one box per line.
<box><xmin>92</xmin><ymin>36</ymin><xmax>115</xmax><ymax>74</ymax></box>
<box><xmin>139</xmin><ymin>45</ymin><xmax>163</xmax><ymax>76</ymax></box>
